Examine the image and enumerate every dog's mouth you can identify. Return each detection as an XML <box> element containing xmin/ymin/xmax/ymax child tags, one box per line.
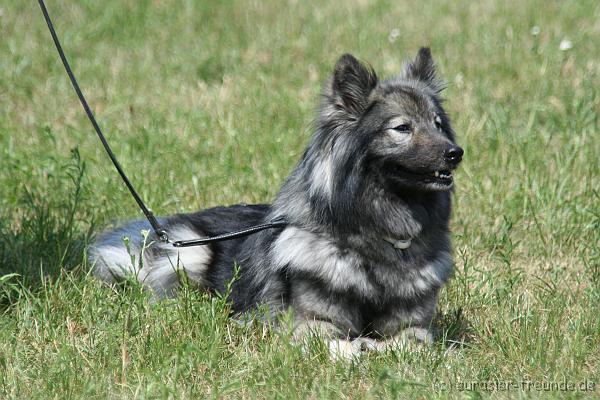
<box><xmin>390</xmin><ymin>164</ymin><xmax>454</xmax><ymax>187</ymax></box>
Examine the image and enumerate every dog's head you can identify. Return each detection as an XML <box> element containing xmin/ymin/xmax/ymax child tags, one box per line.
<box><xmin>320</xmin><ymin>48</ymin><xmax>462</xmax><ymax>194</ymax></box>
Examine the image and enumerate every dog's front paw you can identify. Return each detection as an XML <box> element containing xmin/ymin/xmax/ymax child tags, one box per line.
<box><xmin>327</xmin><ymin>339</ymin><xmax>363</xmax><ymax>361</ymax></box>
<box><xmin>400</xmin><ymin>326</ymin><xmax>433</xmax><ymax>344</ymax></box>
<box><xmin>360</xmin><ymin>328</ymin><xmax>434</xmax><ymax>353</ymax></box>
<box><xmin>354</xmin><ymin>337</ymin><xmax>387</xmax><ymax>352</ymax></box>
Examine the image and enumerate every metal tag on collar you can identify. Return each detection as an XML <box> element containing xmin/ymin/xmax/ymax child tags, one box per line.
<box><xmin>384</xmin><ymin>237</ymin><xmax>412</xmax><ymax>250</ymax></box>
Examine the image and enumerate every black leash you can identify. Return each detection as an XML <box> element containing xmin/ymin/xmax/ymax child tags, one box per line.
<box><xmin>37</xmin><ymin>0</ymin><xmax>287</xmax><ymax>247</ymax></box>
<box><xmin>173</xmin><ymin>216</ymin><xmax>287</xmax><ymax>247</ymax></box>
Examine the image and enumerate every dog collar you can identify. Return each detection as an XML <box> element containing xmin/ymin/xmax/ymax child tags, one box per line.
<box><xmin>383</xmin><ymin>236</ymin><xmax>412</xmax><ymax>250</ymax></box>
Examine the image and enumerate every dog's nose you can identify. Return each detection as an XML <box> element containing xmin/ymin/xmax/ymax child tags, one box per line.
<box><xmin>444</xmin><ymin>146</ymin><xmax>463</xmax><ymax>165</ymax></box>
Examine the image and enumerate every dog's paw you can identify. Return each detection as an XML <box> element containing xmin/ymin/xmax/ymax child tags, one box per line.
<box><xmin>400</xmin><ymin>327</ymin><xmax>433</xmax><ymax>343</ymax></box>
<box><xmin>327</xmin><ymin>339</ymin><xmax>363</xmax><ymax>361</ymax></box>
<box><xmin>358</xmin><ymin>328</ymin><xmax>434</xmax><ymax>353</ymax></box>
<box><xmin>354</xmin><ymin>337</ymin><xmax>388</xmax><ymax>352</ymax></box>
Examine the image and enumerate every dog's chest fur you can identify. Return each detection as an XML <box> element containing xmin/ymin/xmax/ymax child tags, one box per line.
<box><xmin>269</xmin><ymin>225</ymin><xmax>452</xmax><ymax>336</ymax></box>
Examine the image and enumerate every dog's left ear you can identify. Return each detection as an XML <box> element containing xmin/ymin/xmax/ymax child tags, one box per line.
<box><xmin>331</xmin><ymin>54</ymin><xmax>378</xmax><ymax>116</ymax></box>
<box><xmin>402</xmin><ymin>47</ymin><xmax>445</xmax><ymax>93</ymax></box>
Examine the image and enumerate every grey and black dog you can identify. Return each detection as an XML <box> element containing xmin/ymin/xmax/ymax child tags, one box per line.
<box><xmin>90</xmin><ymin>48</ymin><xmax>463</xmax><ymax>358</ymax></box>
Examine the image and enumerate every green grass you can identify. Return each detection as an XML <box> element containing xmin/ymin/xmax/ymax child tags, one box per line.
<box><xmin>1</xmin><ymin>0</ymin><xmax>598</xmax><ymax>398</ymax></box>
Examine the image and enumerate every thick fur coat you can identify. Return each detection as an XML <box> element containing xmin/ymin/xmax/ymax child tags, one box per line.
<box><xmin>90</xmin><ymin>48</ymin><xmax>463</xmax><ymax>356</ymax></box>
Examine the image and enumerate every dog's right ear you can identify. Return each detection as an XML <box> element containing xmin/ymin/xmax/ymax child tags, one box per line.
<box><xmin>331</xmin><ymin>54</ymin><xmax>378</xmax><ymax>116</ymax></box>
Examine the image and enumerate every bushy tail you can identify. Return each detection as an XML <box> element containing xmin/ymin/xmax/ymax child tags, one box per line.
<box><xmin>88</xmin><ymin>219</ymin><xmax>212</xmax><ymax>297</ymax></box>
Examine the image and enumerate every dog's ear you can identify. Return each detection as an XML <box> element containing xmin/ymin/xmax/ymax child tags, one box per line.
<box><xmin>402</xmin><ymin>47</ymin><xmax>445</xmax><ymax>93</ymax></box>
<box><xmin>331</xmin><ymin>54</ymin><xmax>378</xmax><ymax>116</ymax></box>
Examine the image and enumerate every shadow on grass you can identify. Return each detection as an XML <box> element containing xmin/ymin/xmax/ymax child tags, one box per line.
<box><xmin>0</xmin><ymin>149</ymin><xmax>94</xmax><ymax>306</ymax></box>
<box><xmin>435</xmin><ymin>306</ymin><xmax>475</xmax><ymax>349</ymax></box>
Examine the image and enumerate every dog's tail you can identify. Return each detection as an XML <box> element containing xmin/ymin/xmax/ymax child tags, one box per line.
<box><xmin>88</xmin><ymin>219</ymin><xmax>212</xmax><ymax>297</ymax></box>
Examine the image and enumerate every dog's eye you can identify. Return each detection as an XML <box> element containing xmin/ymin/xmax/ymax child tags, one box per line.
<box><xmin>434</xmin><ymin>116</ymin><xmax>443</xmax><ymax>130</ymax></box>
<box><xmin>392</xmin><ymin>124</ymin><xmax>411</xmax><ymax>133</ymax></box>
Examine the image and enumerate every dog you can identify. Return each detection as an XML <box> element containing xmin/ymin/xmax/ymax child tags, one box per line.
<box><xmin>89</xmin><ymin>48</ymin><xmax>463</xmax><ymax>358</ymax></box>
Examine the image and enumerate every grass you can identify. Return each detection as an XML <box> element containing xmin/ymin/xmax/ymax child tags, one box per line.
<box><xmin>0</xmin><ymin>0</ymin><xmax>598</xmax><ymax>398</ymax></box>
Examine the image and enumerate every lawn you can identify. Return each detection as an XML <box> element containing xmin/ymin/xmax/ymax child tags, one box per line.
<box><xmin>0</xmin><ymin>0</ymin><xmax>598</xmax><ymax>398</ymax></box>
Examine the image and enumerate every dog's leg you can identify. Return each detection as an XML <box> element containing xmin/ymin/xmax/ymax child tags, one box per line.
<box><xmin>361</xmin><ymin>327</ymin><xmax>434</xmax><ymax>353</ymax></box>
<box><xmin>293</xmin><ymin>319</ymin><xmax>363</xmax><ymax>360</ymax></box>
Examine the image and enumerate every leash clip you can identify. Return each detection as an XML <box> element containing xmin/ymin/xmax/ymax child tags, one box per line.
<box><xmin>156</xmin><ymin>229</ymin><xmax>170</xmax><ymax>243</ymax></box>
